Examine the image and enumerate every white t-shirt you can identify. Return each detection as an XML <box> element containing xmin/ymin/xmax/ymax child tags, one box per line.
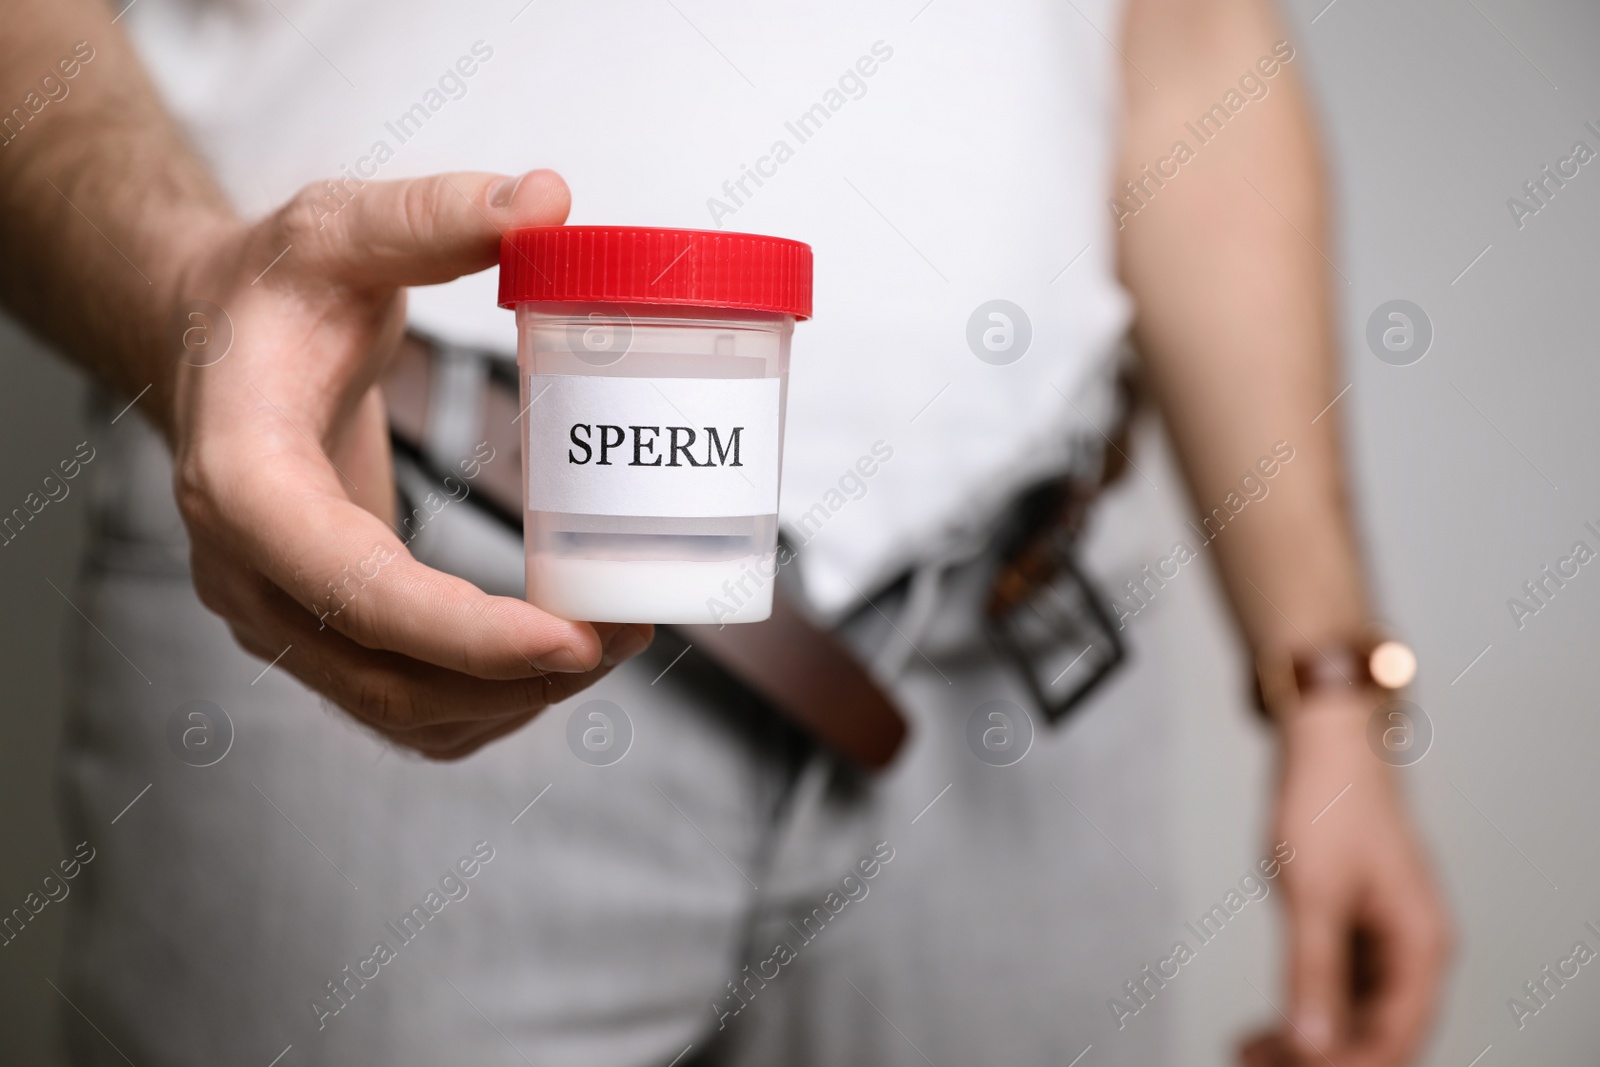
<box><xmin>126</xmin><ymin>0</ymin><xmax>1132</xmax><ymax>617</ymax></box>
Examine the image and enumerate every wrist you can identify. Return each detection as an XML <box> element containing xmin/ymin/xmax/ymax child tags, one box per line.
<box><xmin>5</xmin><ymin>124</ymin><xmax>242</xmax><ymax>442</ymax></box>
<box><xmin>1277</xmin><ymin>685</ymin><xmax>1376</xmax><ymax>737</ymax></box>
<box><xmin>143</xmin><ymin>210</ymin><xmax>249</xmax><ymax>444</ymax></box>
<box><xmin>1272</xmin><ymin>692</ymin><xmax>1397</xmax><ymax>810</ymax></box>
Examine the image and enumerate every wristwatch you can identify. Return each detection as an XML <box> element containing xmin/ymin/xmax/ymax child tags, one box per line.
<box><xmin>1253</xmin><ymin>634</ymin><xmax>1417</xmax><ymax>719</ymax></box>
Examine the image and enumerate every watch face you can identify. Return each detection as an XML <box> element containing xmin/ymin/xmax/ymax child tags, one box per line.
<box><xmin>1368</xmin><ymin>640</ymin><xmax>1418</xmax><ymax>690</ymax></box>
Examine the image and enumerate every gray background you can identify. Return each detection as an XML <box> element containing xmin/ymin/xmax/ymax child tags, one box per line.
<box><xmin>4</xmin><ymin>0</ymin><xmax>1600</xmax><ymax>1063</ymax></box>
<box><xmin>1170</xmin><ymin>0</ymin><xmax>1600</xmax><ymax>1063</ymax></box>
<box><xmin>0</xmin><ymin>317</ymin><xmax>90</xmax><ymax>1066</ymax></box>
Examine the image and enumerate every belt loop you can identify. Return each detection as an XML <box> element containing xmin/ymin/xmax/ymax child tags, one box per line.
<box><xmin>870</xmin><ymin>531</ymin><xmax>988</xmax><ymax>682</ymax></box>
<box><xmin>872</xmin><ymin>561</ymin><xmax>948</xmax><ymax>681</ymax></box>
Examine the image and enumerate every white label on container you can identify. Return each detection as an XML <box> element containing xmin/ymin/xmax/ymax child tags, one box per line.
<box><xmin>525</xmin><ymin>374</ymin><xmax>781</xmax><ymax>518</ymax></box>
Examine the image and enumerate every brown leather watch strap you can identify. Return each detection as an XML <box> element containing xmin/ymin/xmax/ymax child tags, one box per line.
<box><xmin>1255</xmin><ymin>644</ymin><xmax>1372</xmax><ymax>717</ymax></box>
<box><xmin>382</xmin><ymin>332</ymin><xmax>910</xmax><ymax>770</ymax></box>
<box><xmin>1253</xmin><ymin>636</ymin><xmax>1417</xmax><ymax>719</ymax></box>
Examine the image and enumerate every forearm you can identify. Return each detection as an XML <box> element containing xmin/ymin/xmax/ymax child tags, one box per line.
<box><xmin>0</xmin><ymin>0</ymin><xmax>237</xmax><ymax>427</ymax></box>
<box><xmin>1116</xmin><ymin>0</ymin><xmax>1368</xmax><ymax>652</ymax></box>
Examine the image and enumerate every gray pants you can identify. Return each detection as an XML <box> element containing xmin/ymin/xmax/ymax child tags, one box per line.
<box><xmin>56</xmin><ymin>400</ymin><xmax>1175</xmax><ymax>1066</ymax></box>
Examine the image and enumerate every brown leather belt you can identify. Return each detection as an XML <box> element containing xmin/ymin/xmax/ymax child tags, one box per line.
<box><xmin>382</xmin><ymin>333</ymin><xmax>1129</xmax><ymax>771</ymax></box>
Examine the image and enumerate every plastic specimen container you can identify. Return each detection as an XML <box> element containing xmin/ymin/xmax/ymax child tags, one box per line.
<box><xmin>498</xmin><ymin>226</ymin><xmax>812</xmax><ymax>624</ymax></box>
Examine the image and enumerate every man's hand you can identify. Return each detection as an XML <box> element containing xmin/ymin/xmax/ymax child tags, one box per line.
<box><xmin>165</xmin><ymin>169</ymin><xmax>650</xmax><ymax>758</ymax></box>
<box><xmin>1244</xmin><ymin>694</ymin><xmax>1450</xmax><ymax>1066</ymax></box>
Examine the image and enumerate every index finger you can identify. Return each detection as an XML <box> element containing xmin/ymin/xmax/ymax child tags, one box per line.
<box><xmin>1349</xmin><ymin>888</ymin><xmax>1450</xmax><ymax>1067</ymax></box>
<box><xmin>297</xmin><ymin>496</ymin><xmax>601</xmax><ymax>678</ymax></box>
<box><xmin>189</xmin><ymin>426</ymin><xmax>602</xmax><ymax>678</ymax></box>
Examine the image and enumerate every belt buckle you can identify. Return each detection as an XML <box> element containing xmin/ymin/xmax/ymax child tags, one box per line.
<box><xmin>984</xmin><ymin>514</ymin><xmax>1126</xmax><ymax>728</ymax></box>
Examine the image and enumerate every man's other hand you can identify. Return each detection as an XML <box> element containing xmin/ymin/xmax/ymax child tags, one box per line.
<box><xmin>1249</xmin><ymin>692</ymin><xmax>1452</xmax><ymax>1067</ymax></box>
<box><xmin>161</xmin><ymin>169</ymin><xmax>650</xmax><ymax>758</ymax></box>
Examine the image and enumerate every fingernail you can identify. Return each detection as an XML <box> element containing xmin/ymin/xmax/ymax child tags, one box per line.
<box><xmin>602</xmin><ymin>627</ymin><xmax>650</xmax><ymax>667</ymax></box>
<box><xmin>1293</xmin><ymin>1011</ymin><xmax>1332</xmax><ymax>1051</ymax></box>
<box><xmin>533</xmin><ymin>647</ymin><xmax>586</xmax><ymax>673</ymax></box>
<box><xmin>489</xmin><ymin>172</ymin><xmax>526</xmax><ymax>209</ymax></box>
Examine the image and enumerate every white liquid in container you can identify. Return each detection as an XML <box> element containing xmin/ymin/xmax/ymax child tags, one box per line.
<box><xmin>526</xmin><ymin>553</ymin><xmax>779</xmax><ymax>624</ymax></box>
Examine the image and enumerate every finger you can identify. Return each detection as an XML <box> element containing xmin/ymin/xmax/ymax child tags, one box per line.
<box><xmin>219</xmin><ymin>593</ymin><xmax>550</xmax><ymax>730</ymax></box>
<box><xmin>1286</xmin><ymin>888</ymin><xmax>1345</xmax><ymax>1058</ymax></box>
<box><xmin>182</xmin><ymin>428</ymin><xmax>604</xmax><ymax>678</ymax></box>
<box><xmin>374</xmin><ymin>653</ymin><xmax>629</xmax><ymax>741</ymax></box>
<box><xmin>1237</xmin><ymin>1031</ymin><xmax>1298</xmax><ymax>1067</ymax></box>
<box><xmin>382</xmin><ymin>653</ymin><xmax>636</xmax><ymax>759</ymax></box>
<box><xmin>373</xmin><ymin>709</ymin><xmax>536</xmax><ymax>759</ymax></box>
<box><xmin>375</xmin><ymin>638</ymin><xmax>646</xmax><ymax>756</ymax></box>
<box><xmin>199</xmin><ymin>550</ymin><xmax>620</xmax><ymax>728</ymax></box>
<box><xmin>423</xmin><ymin>709</ymin><xmax>542</xmax><ymax>761</ymax></box>
<box><xmin>292</xmin><ymin>169</ymin><xmax>570</xmax><ymax>290</ymax></box>
<box><xmin>1347</xmin><ymin>886</ymin><xmax>1451</xmax><ymax>1067</ymax></box>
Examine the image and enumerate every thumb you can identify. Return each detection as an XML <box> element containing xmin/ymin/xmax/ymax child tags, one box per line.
<box><xmin>291</xmin><ymin>168</ymin><xmax>570</xmax><ymax>290</ymax></box>
<box><xmin>1287</xmin><ymin>893</ymin><xmax>1345</xmax><ymax>1057</ymax></box>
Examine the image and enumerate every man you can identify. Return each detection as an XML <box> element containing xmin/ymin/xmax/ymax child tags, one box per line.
<box><xmin>0</xmin><ymin>0</ymin><xmax>1448</xmax><ymax>1064</ymax></box>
